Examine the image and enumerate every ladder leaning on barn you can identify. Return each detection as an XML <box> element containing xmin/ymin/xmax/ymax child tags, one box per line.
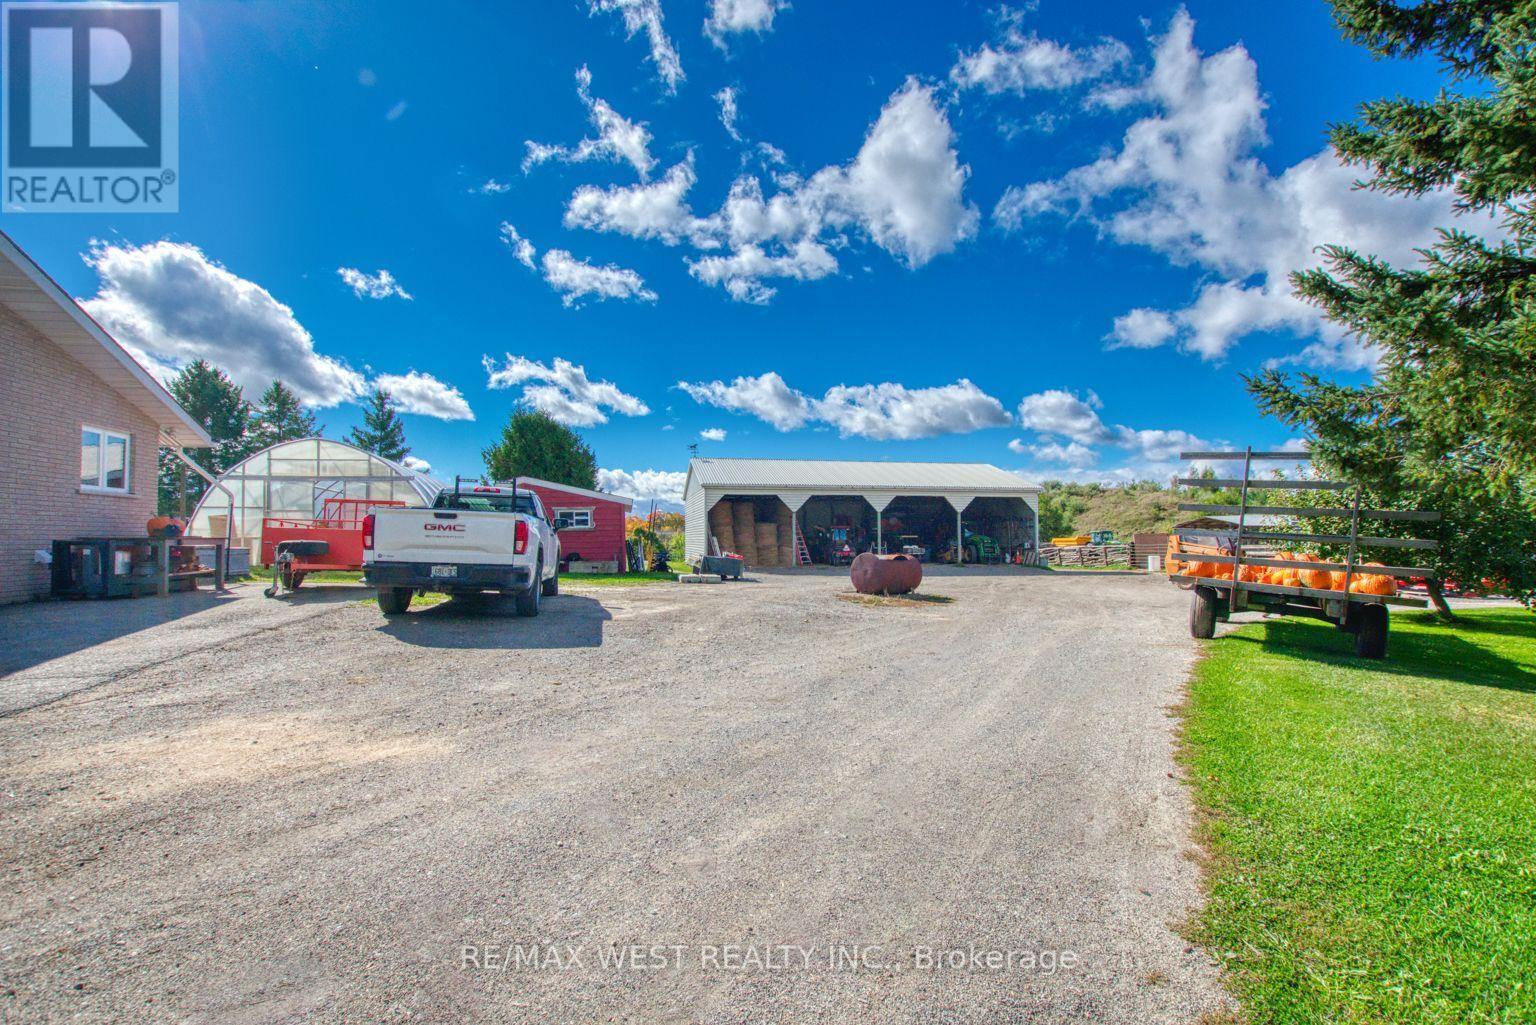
<box><xmin>1165</xmin><ymin>448</ymin><xmax>1440</xmax><ymax>659</ymax></box>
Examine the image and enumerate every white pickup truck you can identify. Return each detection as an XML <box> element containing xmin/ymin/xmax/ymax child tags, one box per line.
<box><xmin>362</xmin><ymin>483</ymin><xmax>560</xmax><ymax>616</ymax></box>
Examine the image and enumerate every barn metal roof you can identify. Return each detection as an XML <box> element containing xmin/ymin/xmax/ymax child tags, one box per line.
<box><xmin>687</xmin><ymin>458</ymin><xmax>1040</xmax><ymax>494</ymax></box>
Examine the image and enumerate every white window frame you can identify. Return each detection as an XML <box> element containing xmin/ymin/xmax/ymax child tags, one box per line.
<box><xmin>554</xmin><ymin>507</ymin><xmax>595</xmax><ymax>531</ymax></box>
<box><xmin>81</xmin><ymin>425</ymin><xmax>132</xmax><ymax>495</ymax></box>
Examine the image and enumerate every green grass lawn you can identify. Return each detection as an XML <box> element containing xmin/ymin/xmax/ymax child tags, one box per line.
<box><xmin>1182</xmin><ymin>608</ymin><xmax>1536</xmax><ymax>1024</ymax></box>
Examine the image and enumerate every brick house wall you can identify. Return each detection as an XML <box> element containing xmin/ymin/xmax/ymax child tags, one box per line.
<box><xmin>0</xmin><ymin>302</ymin><xmax>160</xmax><ymax>604</ymax></box>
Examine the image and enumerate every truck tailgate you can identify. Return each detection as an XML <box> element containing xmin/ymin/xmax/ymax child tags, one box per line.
<box><xmin>371</xmin><ymin>509</ymin><xmax>521</xmax><ymax>565</ymax></box>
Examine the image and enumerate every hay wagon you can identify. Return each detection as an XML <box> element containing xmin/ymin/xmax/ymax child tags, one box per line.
<box><xmin>1166</xmin><ymin>449</ymin><xmax>1440</xmax><ymax>659</ymax></box>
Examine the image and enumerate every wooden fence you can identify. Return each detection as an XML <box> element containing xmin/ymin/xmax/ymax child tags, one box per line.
<box><xmin>1037</xmin><ymin>543</ymin><xmax>1134</xmax><ymax>568</ymax></box>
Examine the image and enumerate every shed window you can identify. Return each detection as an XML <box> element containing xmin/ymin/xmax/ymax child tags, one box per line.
<box><xmin>555</xmin><ymin>508</ymin><xmax>594</xmax><ymax>530</ymax></box>
<box><xmin>81</xmin><ymin>427</ymin><xmax>131</xmax><ymax>493</ymax></box>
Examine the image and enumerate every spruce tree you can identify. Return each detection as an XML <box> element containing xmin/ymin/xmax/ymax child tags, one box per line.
<box><xmin>1246</xmin><ymin>0</ymin><xmax>1536</xmax><ymax>615</ymax></box>
<box><xmin>347</xmin><ymin>388</ymin><xmax>410</xmax><ymax>462</ymax></box>
<box><xmin>249</xmin><ymin>380</ymin><xmax>320</xmax><ymax>451</ymax></box>
<box><xmin>158</xmin><ymin>360</ymin><xmax>252</xmax><ymax>514</ymax></box>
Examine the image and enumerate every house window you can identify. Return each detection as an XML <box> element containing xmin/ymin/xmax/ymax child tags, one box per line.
<box><xmin>555</xmin><ymin>508</ymin><xmax>594</xmax><ymax>530</ymax></box>
<box><xmin>81</xmin><ymin>427</ymin><xmax>131</xmax><ymax>493</ymax></box>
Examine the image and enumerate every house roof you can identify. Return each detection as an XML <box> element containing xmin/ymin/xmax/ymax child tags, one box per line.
<box><xmin>686</xmin><ymin>458</ymin><xmax>1040</xmax><ymax>494</ymax></box>
<box><xmin>516</xmin><ymin>476</ymin><xmax>634</xmax><ymax>508</ymax></box>
<box><xmin>0</xmin><ymin>230</ymin><xmax>210</xmax><ymax>447</ymax></box>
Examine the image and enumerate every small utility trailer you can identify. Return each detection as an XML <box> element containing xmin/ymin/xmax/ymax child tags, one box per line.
<box><xmin>1166</xmin><ymin>449</ymin><xmax>1440</xmax><ymax>659</ymax></box>
<box><xmin>261</xmin><ymin>497</ymin><xmax>406</xmax><ymax>596</ymax></box>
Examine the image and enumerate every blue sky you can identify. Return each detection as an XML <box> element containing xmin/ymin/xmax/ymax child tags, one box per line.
<box><xmin>4</xmin><ymin>0</ymin><xmax>1463</xmax><ymax>505</ymax></box>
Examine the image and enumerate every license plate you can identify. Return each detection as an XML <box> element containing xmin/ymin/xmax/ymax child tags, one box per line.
<box><xmin>430</xmin><ymin>565</ymin><xmax>458</xmax><ymax>578</ymax></box>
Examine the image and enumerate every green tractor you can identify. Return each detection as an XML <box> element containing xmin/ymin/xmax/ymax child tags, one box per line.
<box><xmin>963</xmin><ymin>529</ymin><xmax>1003</xmax><ymax>564</ymax></box>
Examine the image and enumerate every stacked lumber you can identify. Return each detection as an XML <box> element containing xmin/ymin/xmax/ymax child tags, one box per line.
<box><xmin>755</xmin><ymin>522</ymin><xmax>779</xmax><ymax>566</ymax></box>
<box><xmin>732</xmin><ymin>501</ymin><xmax>759</xmax><ymax>566</ymax></box>
<box><xmin>708</xmin><ymin>502</ymin><xmax>735</xmax><ymax>556</ymax></box>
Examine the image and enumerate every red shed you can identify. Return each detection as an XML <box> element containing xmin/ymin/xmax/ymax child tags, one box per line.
<box><xmin>518</xmin><ymin>477</ymin><xmax>634</xmax><ymax>572</ymax></box>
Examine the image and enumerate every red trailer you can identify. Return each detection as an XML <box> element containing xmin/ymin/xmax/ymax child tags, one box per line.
<box><xmin>261</xmin><ymin>497</ymin><xmax>405</xmax><ymax>592</ymax></box>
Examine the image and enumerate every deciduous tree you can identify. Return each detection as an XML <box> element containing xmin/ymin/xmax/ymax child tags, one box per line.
<box><xmin>483</xmin><ymin>410</ymin><xmax>598</xmax><ymax>489</ymax></box>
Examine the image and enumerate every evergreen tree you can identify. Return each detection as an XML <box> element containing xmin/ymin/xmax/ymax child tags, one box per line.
<box><xmin>482</xmin><ymin>409</ymin><xmax>597</xmax><ymax>489</ymax></box>
<box><xmin>249</xmin><ymin>380</ymin><xmax>320</xmax><ymax>450</ymax></box>
<box><xmin>157</xmin><ymin>360</ymin><xmax>252</xmax><ymax>514</ymax></box>
<box><xmin>1246</xmin><ymin>0</ymin><xmax>1536</xmax><ymax>615</ymax></box>
<box><xmin>347</xmin><ymin>388</ymin><xmax>409</xmax><ymax>462</ymax></box>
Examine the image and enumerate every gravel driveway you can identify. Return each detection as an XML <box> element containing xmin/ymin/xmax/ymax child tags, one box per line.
<box><xmin>0</xmin><ymin>570</ymin><xmax>1228</xmax><ymax>1024</ymax></box>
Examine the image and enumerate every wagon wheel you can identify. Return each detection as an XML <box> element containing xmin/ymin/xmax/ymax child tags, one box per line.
<box><xmin>279</xmin><ymin>562</ymin><xmax>302</xmax><ymax>591</ymax></box>
<box><xmin>1190</xmin><ymin>585</ymin><xmax>1218</xmax><ymax>639</ymax></box>
<box><xmin>1354</xmin><ymin>603</ymin><xmax>1389</xmax><ymax>659</ymax></box>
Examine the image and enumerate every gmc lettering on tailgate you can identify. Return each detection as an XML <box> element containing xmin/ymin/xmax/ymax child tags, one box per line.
<box><xmin>424</xmin><ymin>523</ymin><xmax>466</xmax><ymax>532</ymax></box>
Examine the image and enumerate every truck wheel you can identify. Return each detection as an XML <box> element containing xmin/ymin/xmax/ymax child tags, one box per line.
<box><xmin>1191</xmin><ymin>586</ymin><xmax>1218</xmax><ymax>639</ymax></box>
<box><xmin>541</xmin><ymin>567</ymin><xmax>559</xmax><ymax>597</ymax></box>
<box><xmin>1354</xmin><ymin>603</ymin><xmax>1389</xmax><ymax>659</ymax></box>
<box><xmin>516</xmin><ymin>558</ymin><xmax>542</xmax><ymax>617</ymax></box>
<box><xmin>378</xmin><ymin>586</ymin><xmax>412</xmax><ymax>615</ymax></box>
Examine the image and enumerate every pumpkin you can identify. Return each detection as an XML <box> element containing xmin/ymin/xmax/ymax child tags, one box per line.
<box><xmin>1297</xmin><ymin>554</ymin><xmax>1334</xmax><ymax>590</ymax></box>
<box><xmin>1349</xmin><ymin>563</ymin><xmax>1398</xmax><ymax>596</ymax></box>
<box><xmin>146</xmin><ymin>515</ymin><xmax>184</xmax><ymax>538</ymax></box>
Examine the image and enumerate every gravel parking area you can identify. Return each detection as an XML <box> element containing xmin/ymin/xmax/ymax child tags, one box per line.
<box><xmin>1</xmin><ymin>570</ymin><xmax>1228</xmax><ymax>1024</ymax></box>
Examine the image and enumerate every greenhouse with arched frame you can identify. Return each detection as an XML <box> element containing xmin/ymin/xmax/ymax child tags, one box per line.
<box><xmin>188</xmin><ymin>438</ymin><xmax>443</xmax><ymax>561</ymax></box>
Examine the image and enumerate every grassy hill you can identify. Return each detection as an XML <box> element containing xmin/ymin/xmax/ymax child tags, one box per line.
<box><xmin>1038</xmin><ymin>479</ymin><xmax>1242</xmax><ymax>539</ymax></box>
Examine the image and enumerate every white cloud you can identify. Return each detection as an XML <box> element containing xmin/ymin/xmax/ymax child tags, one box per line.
<box><xmin>82</xmin><ymin>240</ymin><xmax>367</xmax><ymax>407</ymax></box>
<box><xmin>1017</xmin><ymin>389</ymin><xmax>1115</xmax><ymax>445</ymax></box>
<box><xmin>523</xmin><ymin>66</ymin><xmax>656</xmax><ymax>180</ymax></box>
<box><xmin>699</xmin><ymin>427</ymin><xmax>727</xmax><ymax>441</ymax></box>
<box><xmin>476</xmin><ymin>179</ymin><xmax>511</xmax><ymax>195</ymax></box>
<box><xmin>684</xmin><ymin>79</ymin><xmax>977</xmax><ymax>302</ymax></box>
<box><xmin>815</xmin><ymin>380</ymin><xmax>1011</xmax><ymax>440</ymax></box>
<box><xmin>715</xmin><ymin>86</ymin><xmax>742</xmax><ymax>141</ymax></box>
<box><xmin>540</xmin><ymin>249</ymin><xmax>657</xmax><ymax>307</ymax></box>
<box><xmin>401</xmin><ymin>455</ymin><xmax>432</xmax><ymax>474</ymax></box>
<box><xmin>565</xmin><ymin>156</ymin><xmax>707</xmax><ymax>245</ymax></box>
<box><xmin>1011</xmin><ymin>439</ymin><xmax>1097</xmax><ymax>467</ymax></box>
<box><xmin>679</xmin><ymin>372</ymin><xmax>1011</xmax><ymax>440</ymax></box>
<box><xmin>830</xmin><ymin>79</ymin><xmax>980</xmax><ymax>267</ymax></box>
<box><xmin>496</xmin><ymin>222</ymin><xmax>654</xmax><ymax>306</ymax></box>
<box><xmin>1108</xmin><ymin>307</ymin><xmax>1177</xmax><ymax>349</ymax></box>
<box><xmin>1015</xmin><ymin>388</ymin><xmax>1212</xmax><ymax>471</ymax></box>
<box><xmin>357</xmin><ymin>68</ymin><xmax>377</xmax><ymax>87</ymax></box>
<box><xmin>951</xmin><ymin>14</ymin><xmax>1129</xmax><ymax>94</ymax></box>
<box><xmin>705</xmin><ymin>0</ymin><xmax>787</xmax><ymax>49</ymax></box>
<box><xmin>484</xmin><ymin>355</ymin><xmax>650</xmax><ymax>427</ymax></box>
<box><xmin>385</xmin><ymin>100</ymin><xmax>407</xmax><ymax>121</ymax></box>
<box><xmin>498</xmin><ymin>222</ymin><xmax>538</xmax><ymax>269</ymax></box>
<box><xmin>371</xmin><ymin>371</ymin><xmax>474</xmax><ymax>421</ymax></box>
<box><xmin>588</xmin><ymin>0</ymin><xmax>684</xmax><ymax>93</ymax></box>
<box><xmin>337</xmin><ymin>267</ymin><xmax>412</xmax><ymax>300</ymax></box>
<box><xmin>687</xmin><ymin>238</ymin><xmax>836</xmax><ymax>304</ymax></box>
<box><xmin>677</xmin><ymin>372</ymin><xmax>810</xmax><ymax>431</ymax></box>
<box><xmin>597</xmin><ymin>467</ymin><xmax>687</xmax><ymax>507</ymax></box>
<box><xmin>1004</xmin><ymin>10</ymin><xmax>1470</xmax><ymax>363</ymax></box>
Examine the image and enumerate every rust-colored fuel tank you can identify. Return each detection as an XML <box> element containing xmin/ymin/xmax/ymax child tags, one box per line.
<box><xmin>849</xmin><ymin>552</ymin><xmax>923</xmax><ymax>595</ymax></box>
